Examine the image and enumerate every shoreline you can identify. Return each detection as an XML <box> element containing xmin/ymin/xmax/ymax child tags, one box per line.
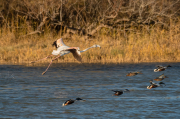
<box><xmin>0</xmin><ymin>60</ymin><xmax>179</xmax><ymax>66</ymax></box>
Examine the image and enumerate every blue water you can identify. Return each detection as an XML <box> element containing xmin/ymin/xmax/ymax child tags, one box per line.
<box><xmin>0</xmin><ymin>63</ymin><xmax>180</xmax><ymax>118</ymax></box>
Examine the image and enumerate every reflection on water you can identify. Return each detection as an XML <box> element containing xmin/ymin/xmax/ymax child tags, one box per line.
<box><xmin>0</xmin><ymin>63</ymin><xmax>180</xmax><ymax>118</ymax></box>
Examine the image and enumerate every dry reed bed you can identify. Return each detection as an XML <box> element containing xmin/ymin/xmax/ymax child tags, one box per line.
<box><xmin>0</xmin><ymin>24</ymin><xmax>180</xmax><ymax>64</ymax></box>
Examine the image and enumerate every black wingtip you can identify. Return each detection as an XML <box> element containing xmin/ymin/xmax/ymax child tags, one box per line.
<box><xmin>52</xmin><ymin>41</ymin><xmax>57</xmax><ymax>48</ymax></box>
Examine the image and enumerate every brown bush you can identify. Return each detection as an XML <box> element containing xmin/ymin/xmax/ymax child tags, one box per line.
<box><xmin>0</xmin><ymin>0</ymin><xmax>180</xmax><ymax>39</ymax></box>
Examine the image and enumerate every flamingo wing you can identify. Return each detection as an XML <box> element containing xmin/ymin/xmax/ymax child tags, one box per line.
<box><xmin>65</xmin><ymin>48</ymin><xmax>82</xmax><ymax>62</ymax></box>
<box><xmin>57</xmin><ymin>38</ymin><xmax>66</xmax><ymax>46</ymax></box>
<box><xmin>52</xmin><ymin>38</ymin><xmax>67</xmax><ymax>48</ymax></box>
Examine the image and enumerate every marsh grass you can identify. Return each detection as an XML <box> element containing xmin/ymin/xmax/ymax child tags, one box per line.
<box><xmin>1</xmin><ymin>20</ymin><xmax>180</xmax><ymax>64</ymax></box>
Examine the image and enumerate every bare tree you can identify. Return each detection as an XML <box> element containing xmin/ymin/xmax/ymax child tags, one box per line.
<box><xmin>0</xmin><ymin>0</ymin><xmax>180</xmax><ymax>39</ymax></box>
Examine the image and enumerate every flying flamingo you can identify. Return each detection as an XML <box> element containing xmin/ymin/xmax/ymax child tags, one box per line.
<box><xmin>31</xmin><ymin>38</ymin><xmax>101</xmax><ymax>75</ymax></box>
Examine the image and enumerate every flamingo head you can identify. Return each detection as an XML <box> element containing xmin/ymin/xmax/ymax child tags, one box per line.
<box><xmin>92</xmin><ymin>45</ymin><xmax>101</xmax><ymax>48</ymax></box>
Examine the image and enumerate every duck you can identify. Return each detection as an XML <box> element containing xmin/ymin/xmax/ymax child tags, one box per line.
<box><xmin>112</xmin><ymin>89</ymin><xmax>129</xmax><ymax>96</ymax></box>
<box><xmin>154</xmin><ymin>74</ymin><xmax>168</xmax><ymax>81</ymax></box>
<box><xmin>62</xmin><ymin>98</ymin><xmax>83</xmax><ymax>106</ymax></box>
<box><xmin>147</xmin><ymin>84</ymin><xmax>158</xmax><ymax>89</ymax></box>
<box><xmin>126</xmin><ymin>71</ymin><xmax>142</xmax><ymax>76</ymax></box>
<box><xmin>147</xmin><ymin>81</ymin><xmax>165</xmax><ymax>89</ymax></box>
<box><xmin>154</xmin><ymin>65</ymin><xmax>171</xmax><ymax>72</ymax></box>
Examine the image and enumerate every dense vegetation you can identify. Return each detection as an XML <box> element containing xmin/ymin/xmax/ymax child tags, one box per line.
<box><xmin>0</xmin><ymin>0</ymin><xmax>180</xmax><ymax>64</ymax></box>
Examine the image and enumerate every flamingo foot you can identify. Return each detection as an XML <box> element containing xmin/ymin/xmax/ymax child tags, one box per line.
<box><xmin>42</xmin><ymin>71</ymin><xmax>46</xmax><ymax>75</ymax></box>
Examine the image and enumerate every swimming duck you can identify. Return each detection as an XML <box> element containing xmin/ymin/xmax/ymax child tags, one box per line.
<box><xmin>126</xmin><ymin>71</ymin><xmax>142</xmax><ymax>76</ymax></box>
<box><xmin>154</xmin><ymin>65</ymin><xmax>171</xmax><ymax>72</ymax></box>
<box><xmin>147</xmin><ymin>84</ymin><xmax>158</xmax><ymax>89</ymax></box>
<box><xmin>147</xmin><ymin>81</ymin><xmax>165</xmax><ymax>89</ymax></box>
<box><xmin>62</xmin><ymin>98</ymin><xmax>83</xmax><ymax>106</ymax></box>
<box><xmin>112</xmin><ymin>89</ymin><xmax>129</xmax><ymax>96</ymax></box>
<box><xmin>154</xmin><ymin>74</ymin><xmax>168</xmax><ymax>81</ymax></box>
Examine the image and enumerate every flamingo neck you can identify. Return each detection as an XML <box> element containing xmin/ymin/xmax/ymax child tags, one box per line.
<box><xmin>80</xmin><ymin>46</ymin><xmax>94</xmax><ymax>53</ymax></box>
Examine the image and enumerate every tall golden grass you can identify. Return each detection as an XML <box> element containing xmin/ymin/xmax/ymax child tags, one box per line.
<box><xmin>1</xmin><ymin>20</ymin><xmax>180</xmax><ymax>64</ymax></box>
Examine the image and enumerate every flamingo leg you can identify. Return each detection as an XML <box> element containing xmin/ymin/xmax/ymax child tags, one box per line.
<box><xmin>42</xmin><ymin>55</ymin><xmax>61</xmax><ymax>75</ymax></box>
<box><xmin>30</xmin><ymin>55</ymin><xmax>54</xmax><ymax>63</ymax></box>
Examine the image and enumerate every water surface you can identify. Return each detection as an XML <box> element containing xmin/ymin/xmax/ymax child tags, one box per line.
<box><xmin>0</xmin><ymin>63</ymin><xmax>180</xmax><ymax>118</ymax></box>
